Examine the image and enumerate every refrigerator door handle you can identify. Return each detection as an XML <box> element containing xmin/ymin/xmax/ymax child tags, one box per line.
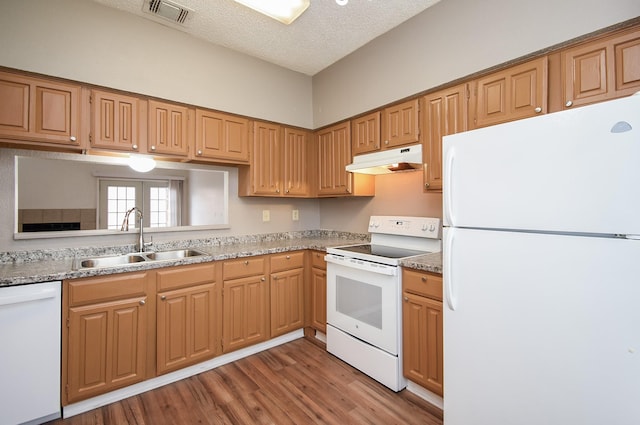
<box><xmin>443</xmin><ymin>146</ymin><xmax>455</xmax><ymax>226</ymax></box>
<box><xmin>444</xmin><ymin>228</ymin><xmax>457</xmax><ymax>311</ymax></box>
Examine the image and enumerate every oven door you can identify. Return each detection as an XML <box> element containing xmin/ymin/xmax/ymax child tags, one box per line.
<box><xmin>325</xmin><ymin>254</ymin><xmax>401</xmax><ymax>355</ymax></box>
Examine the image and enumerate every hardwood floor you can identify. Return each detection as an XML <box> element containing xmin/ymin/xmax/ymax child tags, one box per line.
<box><xmin>48</xmin><ymin>337</ymin><xmax>443</xmax><ymax>425</ymax></box>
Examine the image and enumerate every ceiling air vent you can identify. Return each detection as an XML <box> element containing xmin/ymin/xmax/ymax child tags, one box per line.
<box><xmin>144</xmin><ymin>0</ymin><xmax>192</xmax><ymax>24</ymax></box>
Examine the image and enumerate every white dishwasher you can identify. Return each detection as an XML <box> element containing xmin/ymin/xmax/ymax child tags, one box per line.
<box><xmin>0</xmin><ymin>281</ymin><xmax>62</xmax><ymax>425</ymax></box>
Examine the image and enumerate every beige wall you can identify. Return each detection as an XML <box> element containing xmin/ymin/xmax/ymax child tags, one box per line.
<box><xmin>312</xmin><ymin>0</ymin><xmax>640</xmax><ymax>127</ymax></box>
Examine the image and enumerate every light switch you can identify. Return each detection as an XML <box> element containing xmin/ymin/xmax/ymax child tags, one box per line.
<box><xmin>262</xmin><ymin>210</ymin><xmax>270</xmax><ymax>222</ymax></box>
<box><xmin>292</xmin><ymin>210</ymin><xmax>299</xmax><ymax>221</ymax></box>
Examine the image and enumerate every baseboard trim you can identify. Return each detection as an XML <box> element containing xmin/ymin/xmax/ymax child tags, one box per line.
<box><xmin>406</xmin><ymin>380</ymin><xmax>444</xmax><ymax>411</ymax></box>
<box><xmin>63</xmin><ymin>329</ymin><xmax>304</xmax><ymax>418</ymax></box>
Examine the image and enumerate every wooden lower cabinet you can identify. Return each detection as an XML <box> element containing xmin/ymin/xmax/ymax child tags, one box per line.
<box><xmin>222</xmin><ymin>256</ymin><xmax>269</xmax><ymax>353</ymax></box>
<box><xmin>63</xmin><ymin>271</ymin><xmax>151</xmax><ymax>405</ymax></box>
<box><xmin>270</xmin><ymin>252</ymin><xmax>305</xmax><ymax>337</ymax></box>
<box><xmin>402</xmin><ymin>269</ymin><xmax>444</xmax><ymax>396</ymax></box>
<box><xmin>156</xmin><ymin>263</ymin><xmax>221</xmax><ymax>375</ymax></box>
<box><xmin>309</xmin><ymin>251</ymin><xmax>327</xmax><ymax>333</ymax></box>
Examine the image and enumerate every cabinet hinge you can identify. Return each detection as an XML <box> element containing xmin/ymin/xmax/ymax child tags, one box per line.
<box><xmin>89</xmin><ymin>95</ymin><xmax>92</xmax><ymax>104</ymax></box>
<box><xmin>89</xmin><ymin>134</ymin><xmax>92</xmax><ymax>143</ymax></box>
<box><xmin>66</xmin><ymin>317</ymin><xmax>70</xmax><ymax>328</ymax></box>
<box><xmin>65</xmin><ymin>384</ymin><xmax>69</xmax><ymax>395</ymax></box>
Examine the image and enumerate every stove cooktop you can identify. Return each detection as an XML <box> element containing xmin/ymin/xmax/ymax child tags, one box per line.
<box><xmin>330</xmin><ymin>244</ymin><xmax>429</xmax><ymax>260</ymax></box>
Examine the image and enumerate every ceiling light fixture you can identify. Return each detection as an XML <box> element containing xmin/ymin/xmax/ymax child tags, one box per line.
<box><xmin>233</xmin><ymin>0</ymin><xmax>310</xmax><ymax>25</ymax></box>
<box><xmin>336</xmin><ymin>0</ymin><xmax>348</xmax><ymax>5</ymax></box>
<box><xmin>128</xmin><ymin>154</ymin><xmax>156</xmax><ymax>173</ymax></box>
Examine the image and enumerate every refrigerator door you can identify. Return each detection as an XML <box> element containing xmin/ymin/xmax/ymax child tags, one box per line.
<box><xmin>443</xmin><ymin>94</ymin><xmax>640</xmax><ymax>235</ymax></box>
<box><xmin>443</xmin><ymin>227</ymin><xmax>640</xmax><ymax>425</ymax></box>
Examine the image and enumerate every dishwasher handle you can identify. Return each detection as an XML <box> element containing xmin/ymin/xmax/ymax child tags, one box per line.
<box><xmin>0</xmin><ymin>287</ymin><xmax>58</xmax><ymax>307</ymax></box>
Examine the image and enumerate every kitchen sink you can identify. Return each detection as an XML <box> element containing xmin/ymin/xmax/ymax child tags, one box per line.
<box><xmin>144</xmin><ymin>249</ymin><xmax>207</xmax><ymax>261</ymax></box>
<box><xmin>79</xmin><ymin>253</ymin><xmax>147</xmax><ymax>269</ymax></box>
<box><xmin>76</xmin><ymin>249</ymin><xmax>208</xmax><ymax>269</ymax></box>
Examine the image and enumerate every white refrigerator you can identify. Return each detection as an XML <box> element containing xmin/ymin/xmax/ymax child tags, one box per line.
<box><xmin>442</xmin><ymin>93</ymin><xmax>640</xmax><ymax>425</ymax></box>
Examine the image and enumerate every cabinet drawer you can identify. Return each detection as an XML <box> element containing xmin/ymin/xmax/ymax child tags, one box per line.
<box><xmin>156</xmin><ymin>263</ymin><xmax>216</xmax><ymax>291</ymax></box>
<box><xmin>223</xmin><ymin>256</ymin><xmax>265</xmax><ymax>280</ymax></box>
<box><xmin>310</xmin><ymin>250</ymin><xmax>326</xmax><ymax>269</ymax></box>
<box><xmin>270</xmin><ymin>251</ymin><xmax>304</xmax><ymax>273</ymax></box>
<box><xmin>402</xmin><ymin>269</ymin><xmax>442</xmax><ymax>301</ymax></box>
<box><xmin>67</xmin><ymin>271</ymin><xmax>148</xmax><ymax>306</ymax></box>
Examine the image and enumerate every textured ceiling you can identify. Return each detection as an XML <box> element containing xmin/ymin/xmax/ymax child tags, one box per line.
<box><xmin>90</xmin><ymin>0</ymin><xmax>441</xmax><ymax>76</ymax></box>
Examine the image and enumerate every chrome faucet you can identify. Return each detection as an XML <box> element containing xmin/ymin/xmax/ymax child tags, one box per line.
<box><xmin>120</xmin><ymin>207</ymin><xmax>148</xmax><ymax>252</ymax></box>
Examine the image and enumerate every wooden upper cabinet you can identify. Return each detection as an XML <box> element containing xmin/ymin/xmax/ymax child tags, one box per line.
<box><xmin>90</xmin><ymin>89</ymin><xmax>143</xmax><ymax>152</ymax></box>
<box><xmin>282</xmin><ymin>127</ymin><xmax>310</xmax><ymax>196</ymax></box>
<box><xmin>351</xmin><ymin>111</ymin><xmax>381</xmax><ymax>155</ymax></box>
<box><xmin>562</xmin><ymin>27</ymin><xmax>640</xmax><ymax>109</ymax></box>
<box><xmin>251</xmin><ymin>121</ymin><xmax>281</xmax><ymax>196</ymax></box>
<box><xmin>147</xmin><ymin>100</ymin><xmax>192</xmax><ymax>156</ymax></box>
<box><xmin>422</xmin><ymin>84</ymin><xmax>469</xmax><ymax>192</ymax></box>
<box><xmin>474</xmin><ymin>57</ymin><xmax>547</xmax><ymax>128</ymax></box>
<box><xmin>316</xmin><ymin>122</ymin><xmax>352</xmax><ymax>196</ymax></box>
<box><xmin>316</xmin><ymin>122</ymin><xmax>375</xmax><ymax>197</ymax></box>
<box><xmin>381</xmin><ymin>99</ymin><xmax>420</xmax><ymax>149</ymax></box>
<box><xmin>193</xmin><ymin>109</ymin><xmax>249</xmax><ymax>164</ymax></box>
<box><xmin>0</xmin><ymin>71</ymin><xmax>82</xmax><ymax>147</ymax></box>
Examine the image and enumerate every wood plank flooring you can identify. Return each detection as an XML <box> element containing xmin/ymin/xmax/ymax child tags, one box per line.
<box><xmin>48</xmin><ymin>337</ymin><xmax>443</xmax><ymax>425</ymax></box>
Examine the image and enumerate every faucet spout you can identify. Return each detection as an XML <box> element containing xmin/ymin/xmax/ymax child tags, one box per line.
<box><xmin>120</xmin><ymin>207</ymin><xmax>146</xmax><ymax>252</ymax></box>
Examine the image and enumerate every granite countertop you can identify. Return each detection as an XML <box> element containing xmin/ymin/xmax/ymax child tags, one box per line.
<box><xmin>0</xmin><ymin>231</ymin><xmax>443</xmax><ymax>287</ymax></box>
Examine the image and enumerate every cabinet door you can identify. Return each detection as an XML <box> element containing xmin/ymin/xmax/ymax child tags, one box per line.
<box><xmin>382</xmin><ymin>99</ymin><xmax>420</xmax><ymax>149</ymax></box>
<box><xmin>194</xmin><ymin>109</ymin><xmax>249</xmax><ymax>163</ymax></box>
<box><xmin>562</xmin><ymin>28</ymin><xmax>640</xmax><ymax>109</ymax></box>
<box><xmin>157</xmin><ymin>283</ymin><xmax>216</xmax><ymax>375</ymax></box>
<box><xmin>316</xmin><ymin>122</ymin><xmax>353</xmax><ymax>196</ymax></box>
<box><xmin>351</xmin><ymin>111</ymin><xmax>381</xmax><ymax>155</ymax></box>
<box><xmin>148</xmin><ymin>100</ymin><xmax>190</xmax><ymax>156</ymax></box>
<box><xmin>422</xmin><ymin>84</ymin><xmax>468</xmax><ymax>192</ymax></box>
<box><xmin>475</xmin><ymin>57</ymin><xmax>547</xmax><ymax>128</ymax></box>
<box><xmin>282</xmin><ymin>127</ymin><xmax>309</xmax><ymax>196</ymax></box>
<box><xmin>90</xmin><ymin>90</ymin><xmax>141</xmax><ymax>152</ymax></box>
<box><xmin>222</xmin><ymin>274</ymin><xmax>268</xmax><ymax>353</ymax></box>
<box><xmin>0</xmin><ymin>71</ymin><xmax>81</xmax><ymax>146</ymax></box>
<box><xmin>311</xmin><ymin>266</ymin><xmax>327</xmax><ymax>333</ymax></box>
<box><xmin>67</xmin><ymin>297</ymin><xmax>147</xmax><ymax>403</ymax></box>
<box><xmin>270</xmin><ymin>268</ymin><xmax>304</xmax><ymax>337</ymax></box>
<box><xmin>402</xmin><ymin>292</ymin><xmax>443</xmax><ymax>396</ymax></box>
<box><xmin>251</xmin><ymin>121</ymin><xmax>281</xmax><ymax>196</ymax></box>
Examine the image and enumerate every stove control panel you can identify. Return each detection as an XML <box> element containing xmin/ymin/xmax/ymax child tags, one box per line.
<box><xmin>368</xmin><ymin>216</ymin><xmax>441</xmax><ymax>239</ymax></box>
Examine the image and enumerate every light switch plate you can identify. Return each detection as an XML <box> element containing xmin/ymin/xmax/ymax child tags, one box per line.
<box><xmin>292</xmin><ymin>209</ymin><xmax>299</xmax><ymax>221</ymax></box>
<box><xmin>262</xmin><ymin>210</ymin><xmax>270</xmax><ymax>222</ymax></box>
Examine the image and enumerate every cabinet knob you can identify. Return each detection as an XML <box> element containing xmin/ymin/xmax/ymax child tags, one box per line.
<box><xmin>424</xmin><ymin>182</ymin><xmax>430</xmax><ymax>189</ymax></box>
<box><xmin>384</xmin><ymin>140</ymin><xmax>389</xmax><ymax>145</ymax></box>
<box><xmin>150</xmin><ymin>145</ymin><xmax>156</xmax><ymax>151</ymax></box>
<box><xmin>160</xmin><ymin>295</ymin><xmax>166</xmax><ymax>301</ymax></box>
<box><xmin>261</xmin><ymin>277</ymin><xmax>266</xmax><ymax>282</ymax></box>
<box><xmin>197</xmin><ymin>150</ymin><xmax>203</xmax><ymax>156</ymax></box>
<box><xmin>565</xmin><ymin>100</ymin><xmax>573</xmax><ymax>107</ymax></box>
<box><xmin>285</xmin><ymin>189</ymin><xmax>290</xmax><ymax>194</ymax></box>
<box><xmin>534</xmin><ymin>107</ymin><xmax>542</xmax><ymax>113</ymax></box>
<box><xmin>139</xmin><ymin>299</ymin><xmax>146</xmax><ymax>306</ymax></box>
<box><xmin>403</xmin><ymin>296</ymin><xmax>409</xmax><ymax>302</ymax></box>
<box><xmin>286</xmin><ymin>255</ymin><xmax>291</xmax><ymax>260</ymax></box>
<box><xmin>244</xmin><ymin>260</ymin><xmax>249</xmax><ymax>265</ymax></box>
<box><xmin>70</xmin><ymin>136</ymin><xmax>77</xmax><ymax>142</ymax></box>
<box><xmin>132</xmin><ymin>144</ymin><xmax>138</xmax><ymax>150</ymax></box>
<box><xmin>421</xmin><ymin>276</ymin><xmax>427</xmax><ymax>282</ymax></box>
<box><xmin>276</xmin><ymin>189</ymin><xmax>280</xmax><ymax>193</ymax></box>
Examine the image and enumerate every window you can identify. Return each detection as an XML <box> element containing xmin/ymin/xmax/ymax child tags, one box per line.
<box><xmin>98</xmin><ymin>179</ymin><xmax>182</xmax><ymax>230</ymax></box>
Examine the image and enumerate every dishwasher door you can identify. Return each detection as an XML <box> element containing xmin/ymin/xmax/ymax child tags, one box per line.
<box><xmin>0</xmin><ymin>281</ymin><xmax>61</xmax><ymax>424</ymax></box>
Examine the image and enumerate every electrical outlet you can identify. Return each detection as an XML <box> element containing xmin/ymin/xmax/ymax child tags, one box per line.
<box><xmin>292</xmin><ymin>209</ymin><xmax>299</xmax><ymax>221</ymax></box>
<box><xmin>262</xmin><ymin>210</ymin><xmax>270</xmax><ymax>222</ymax></box>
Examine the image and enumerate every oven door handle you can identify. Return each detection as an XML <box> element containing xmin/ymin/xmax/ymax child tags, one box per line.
<box><xmin>324</xmin><ymin>255</ymin><xmax>398</xmax><ymax>276</ymax></box>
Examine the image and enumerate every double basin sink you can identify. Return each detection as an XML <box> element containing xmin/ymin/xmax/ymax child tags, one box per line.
<box><xmin>77</xmin><ymin>249</ymin><xmax>208</xmax><ymax>269</ymax></box>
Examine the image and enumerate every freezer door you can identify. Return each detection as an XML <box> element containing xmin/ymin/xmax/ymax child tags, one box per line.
<box><xmin>443</xmin><ymin>94</ymin><xmax>640</xmax><ymax>235</ymax></box>
<box><xmin>443</xmin><ymin>227</ymin><xmax>640</xmax><ymax>425</ymax></box>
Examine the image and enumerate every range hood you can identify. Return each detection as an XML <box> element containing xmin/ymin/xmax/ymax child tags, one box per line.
<box><xmin>346</xmin><ymin>144</ymin><xmax>423</xmax><ymax>175</ymax></box>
